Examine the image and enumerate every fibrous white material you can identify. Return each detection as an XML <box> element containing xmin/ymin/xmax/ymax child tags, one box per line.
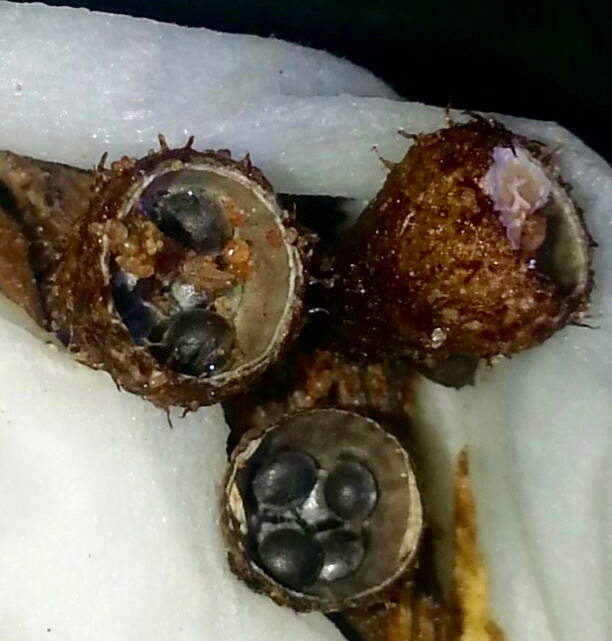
<box><xmin>0</xmin><ymin>0</ymin><xmax>395</xmax><ymax>170</ymax></box>
<box><xmin>0</xmin><ymin>3</ymin><xmax>610</xmax><ymax>641</ymax></box>
<box><xmin>481</xmin><ymin>145</ymin><xmax>552</xmax><ymax>249</ymax></box>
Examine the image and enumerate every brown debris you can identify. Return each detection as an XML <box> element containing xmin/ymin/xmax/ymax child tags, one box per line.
<box><xmin>0</xmin><ymin>151</ymin><xmax>94</xmax><ymax>304</ymax></box>
<box><xmin>107</xmin><ymin>216</ymin><xmax>164</xmax><ymax>279</ymax></box>
<box><xmin>222</xmin><ymin>196</ymin><xmax>246</xmax><ymax>227</ymax></box>
<box><xmin>224</xmin><ymin>348</ymin><xmax>417</xmax><ymax>451</ymax></box>
<box><xmin>0</xmin><ymin>207</ymin><xmax>43</xmax><ymax>322</ymax></box>
<box><xmin>342</xmin><ymin>583</ymin><xmax>450</xmax><ymax>641</ymax></box>
<box><xmin>449</xmin><ymin>452</ymin><xmax>505</xmax><ymax>641</ymax></box>
<box><xmin>0</xmin><ymin>151</ymin><xmax>94</xmax><ymax>240</ymax></box>
<box><xmin>223</xmin><ymin>238</ymin><xmax>252</xmax><ymax>283</ymax></box>
<box><xmin>266</xmin><ymin>228</ymin><xmax>282</xmax><ymax>248</ymax></box>
<box><xmin>180</xmin><ymin>253</ymin><xmax>235</xmax><ymax>292</ymax></box>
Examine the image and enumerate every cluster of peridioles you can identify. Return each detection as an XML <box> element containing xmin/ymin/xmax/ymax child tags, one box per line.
<box><xmin>245</xmin><ymin>449</ymin><xmax>378</xmax><ymax>590</ymax></box>
<box><xmin>223</xmin><ymin>410</ymin><xmax>423</xmax><ymax>611</ymax></box>
<box><xmin>110</xmin><ymin>167</ymin><xmax>240</xmax><ymax>376</ymax></box>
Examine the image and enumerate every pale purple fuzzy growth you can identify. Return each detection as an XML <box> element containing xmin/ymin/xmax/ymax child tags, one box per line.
<box><xmin>481</xmin><ymin>146</ymin><xmax>552</xmax><ymax>249</ymax></box>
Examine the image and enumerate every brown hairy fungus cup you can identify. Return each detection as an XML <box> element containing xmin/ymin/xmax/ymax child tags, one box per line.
<box><xmin>0</xmin><ymin>141</ymin><xmax>307</xmax><ymax>410</ymax></box>
<box><xmin>330</xmin><ymin>116</ymin><xmax>594</xmax><ymax>367</ymax></box>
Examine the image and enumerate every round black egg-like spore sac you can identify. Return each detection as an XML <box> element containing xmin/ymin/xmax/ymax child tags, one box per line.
<box><xmin>152</xmin><ymin>189</ymin><xmax>231</xmax><ymax>254</ymax></box>
<box><xmin>324</xmin><ymin>460</ymin><xmax>378</xmax><ymax>521</ymax></box>
<box><xmin>317</xmin><ymin>530</ymin><xmax>365</xmax><ymax>582</ymax></box>
<box><xmin>163</xmin><ymin>309</ymin><xmax>234</xmax><ymax>376</ymax></box>
<box><xmin>251</xmin><ymin>450</ymin><xmax>317</xmax><ymax>509</ymax></box>
<box><xmin>257</xmin><ymin>528</ymin><xmax>323</xmax><ymax>590</ymax></box>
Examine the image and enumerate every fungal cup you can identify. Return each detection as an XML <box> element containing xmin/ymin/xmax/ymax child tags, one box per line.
<box><xmin>42</xmin><ymin>144</ymin><xmax>308</xmax><ymax>409</ymax></box>
<box><xmin>331</xmin><ymin>117</ymin><xmax>594</xmax><ymax>367</ymax></box>
<box><xmin>222</xmin><ymin>409</ymin><xmax>423</xmax><ymax>612</ymax></box>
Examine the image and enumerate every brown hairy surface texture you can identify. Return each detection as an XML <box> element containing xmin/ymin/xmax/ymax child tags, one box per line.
<box><xmin>0</xmin><ymin>147</ymin><xmax>306</xmax><ymax>410</ymax></box>
<box><xmin>0</xmin><ymin>206</ymin><xmax>42</xmax><ymax>322</ymax></box>
<box><xmin>331</xmin><ymin>119</ymin><xmax>591</xmax><ymax>363</ymax></box>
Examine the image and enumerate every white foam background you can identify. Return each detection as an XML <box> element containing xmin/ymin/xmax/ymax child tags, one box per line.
<box><xmin>0</xmin><ymin>3</ymin><xmax>610</xmax><ymax>641</ymax></box>
<box><xmin>0</xmin><ymin>301</ymin><xmax>343</xmax><ymax>641</ymax></box>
